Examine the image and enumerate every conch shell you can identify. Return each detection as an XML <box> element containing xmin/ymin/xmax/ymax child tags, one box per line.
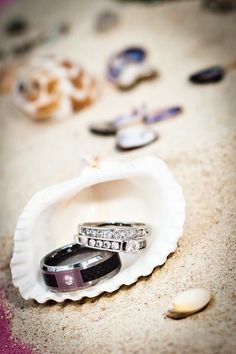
<box><xmin>11</xmin><ymin>156</ymin><xmax>185</xmax><ymax>303</ymax></box>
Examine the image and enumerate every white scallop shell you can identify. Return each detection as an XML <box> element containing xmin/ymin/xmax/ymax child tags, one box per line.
<box><xmin>10</xmin><ymin>156</ymin><xmax>185</xmax><ymax>303</ymax></box>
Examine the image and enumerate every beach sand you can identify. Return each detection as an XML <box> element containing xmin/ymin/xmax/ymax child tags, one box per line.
<box><xmin>0</xmin><ymin>0</ymin><xmax>236</xmax><ymax>353</ymax></box>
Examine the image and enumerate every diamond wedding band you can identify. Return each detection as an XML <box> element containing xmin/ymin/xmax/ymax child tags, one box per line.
<box><xmin>75</xmin><ymin>222</ymin><xmax>150</xmax><ymax>253</ymax></box>
<box><xmin>41</xmin><ymin>222</ymin><xmax>149</xmax><ymax>292</ymax></box>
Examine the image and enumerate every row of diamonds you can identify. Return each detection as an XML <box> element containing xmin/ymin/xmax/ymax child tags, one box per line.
<box><xmin>88</xmin><ymin>238</ymin><xmax>121</xmax><ymax>251</ymax></box>
<box><xmin>124</xmin><ymin>239</ymin><xmax>146</xmax><ymax>253</ymax></box>
<box><xmin>80</xmin><ymin>227</ymin><xmax>149</xmax><ymax>240</ymax></box>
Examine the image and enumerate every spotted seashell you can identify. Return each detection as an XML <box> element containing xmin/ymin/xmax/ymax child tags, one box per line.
<box><xmin>189</xmin><ymin>65</ymin><xmax>225</xmax><ymax>84</ymax></box>
<box><xmin>116</xmin><ymin>126</ymin><xmax>158</xmax><ymax>151</ymax></box>
<box><xmin>13</xmin><ymin>56</ymin><xmax>97</xmax><ymax>120</ymax></box>
<box><xmin>167</xmin><ymin>288</ymin><xmax>211</xmax><ymax>319</ymax></box>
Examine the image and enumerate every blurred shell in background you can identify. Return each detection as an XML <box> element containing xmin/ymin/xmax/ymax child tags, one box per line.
<box><xmin>13</xmin><ymin>56</ymin><xmax>97</xmax><ymax>120</ymax></box>
<box><xmin>107</xmin><ymin>46</ymin><xmax>158</xmax><ymax>90</ymax></box>
<box><xmin>189</xmin><ymin>66</ymin><xmax>225</xmax><ymax>84</ymax></box>
<box><xmin>94</xmin><ymin>9</ymin><xmax>119</xmax><ymax>32</ymax></box>
<box><xmin>116</xmin><ymin>125</ymin><xmax>159</xmax><ymax>151</ymax></box>
<box><xmin>5</xmin><ymin>16</ymin><xmax>29</xmax><ymax>36</ymax></box>
<box><xmin>202</xmin><ymin>0</ymin><xmax>236</xmax><ymax>12</ymax></box>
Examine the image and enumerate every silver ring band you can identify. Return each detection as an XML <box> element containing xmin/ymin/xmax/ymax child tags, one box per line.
<box><xmin>79</xmin><ymin>222</ymin><xmax>150</xmax><ymax>239</ymax></box>
<box><xmin>75</xmin><ymin>234</ymin><xmax>146</xmax><ymax>253</ymax></box>
<box><xmin>76</xmin><ymin>222</ymin><xmax>150</xmax><ymax>253</ymax></box>
<box><xmin>41</xmin><ymin>243</ymin><xmax>121</xmax><ymax>292</ymax></box>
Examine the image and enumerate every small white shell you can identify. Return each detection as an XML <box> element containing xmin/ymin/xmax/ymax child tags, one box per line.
<box><xmin>10</xmin><ymin>156</ymin><xmax>185</xmax><ymax>303</ymax></box>
<box><xmin>116</xmin><ymin>63</ymin><xmax>157</xmax><ymax>90</ymax></box>
<box><xmin>116</xmin><ymin>126</ymin><xmax>158</xmax><ymax>151</ymax></box>
<box><xmin>167</xmin><ymin>288</ymin><xmax>211</xmax><ymax>319</ymax></box>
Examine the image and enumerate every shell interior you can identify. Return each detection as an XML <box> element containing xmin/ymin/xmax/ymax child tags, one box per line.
<box><xmin>11</xmin><ymin>156</ymin><xmax>185</xmax><ymax>303</ymax></box>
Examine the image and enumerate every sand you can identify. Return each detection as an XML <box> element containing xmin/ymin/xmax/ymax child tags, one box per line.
<box><xmin>0</xmin><ymin>0</ymin><xmax>236</xmax><ymax>353</ymax></box>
